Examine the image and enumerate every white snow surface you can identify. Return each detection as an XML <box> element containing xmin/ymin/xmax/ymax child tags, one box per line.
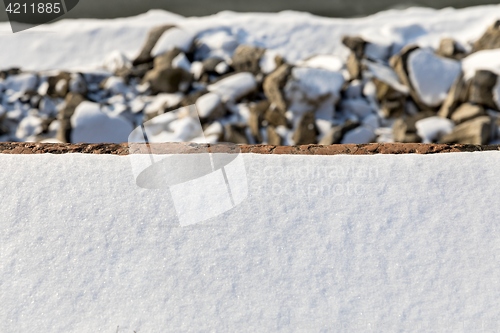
<box><xmin>1</xmin><ymin>6</ymin><xmax>500</xmax><ymax>71</ymax></box>
<box><xmin>416</xmin><ymin>116</ymin><xmax>455</xmax><ymax>143</ymax></box>
<box><xmin>407</xmin><ymin>49</ymin><xmax>461</xmax><ymax>107</ymax></box>
<box><xmin>2</xmin><ymin>152</ymin><xmax>500</xmax><ymax>331</ymax></box>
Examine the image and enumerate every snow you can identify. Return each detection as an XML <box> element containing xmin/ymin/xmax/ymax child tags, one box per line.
<box><xmin>2</xmin><ymin>151</ymin><xmax>500</xmax><ymax>331</ymax></box>
<box><xmin>195</xmin><ymin>92</ymin><xmax>222</xmax><ymax>118</ymax></box>
<box><xmin>207</xmin><ymin>72</ymin><xmax>257</xmax><ymax>102</ymax></box>
<box><xmin>415</xmin><ymin>116</ymin><xmax>455</xmax><ymax>143</ymax></box>
<box><xmin>461</xmin><ymin>49</ymin><xmax>500</xmax><ymax>80</ymax></box>
<box><xmin>70</xmin><ymin>101</ymin><xmax>134</xmax><ymax>143</ymax></box>
<box><xmin>1</xmin><ymin>6</ymin><xmax>500</xmax><ymax>71</ymax></box>
<box><xmin>341</xmin><ymin>126</ymin><xmax>376</xmax><ymax>144</ymax></box>
<box><xmin>407</xmin><ymin>48</ymin><xmax>461</xmax><ymax>107</ymax></box>
<box><xmin>151</xmin><ymin>27</ymin><xmax>195</xmax><ymax>57</ymax></box>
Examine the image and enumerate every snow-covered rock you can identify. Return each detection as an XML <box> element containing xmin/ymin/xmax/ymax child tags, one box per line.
<box><xmin>207</xmin><ymin>73</ymin><xmax>257</xmax><ymax>102</ymax></box>
<box><xmin>15</xmin><ymin>114</ymin><xmax>43</xmax><ymax>140</ymax></box>
<box><xmin>151</xmin><ymin>28</ymin><xmax>194</xmax><ymax>57</ymax></box>
<box><xmin>103</xmin><ymin>50</ymin><xmax>132</xmax><ymax>74</ymax></box>
<box><xmin>407</xmin><ymin>49</ymin><xmax>461</xmax><ymax>107</ymax></box>
<box><xmin>415</xmin><ymin>116</ymin><xmax>454</xmax><ymax>143</ymax></box>
<box><xmin>298</xmin><ymin>54</ymin><xmax>344</xmax><ymax>72</ymax></box>
<box><xmin>4</xmin><ymin>73</ymin><xmax>38</xmax><ymax>93</ymax></box>
<box><xmin>194</xmin><ymin>29</ymin><xmax>239</xmax><ymax>61</ymax></box>
<box><xmin>71</xmin><ymin>101</ymin><xmax>133</xmax><ymax>143</ymax></box>
<box><xmin>341</xmin><ymin>126</ymin><xmax>376</xmax><ymax>144</ymax></box>
<box><xmin>195</xmin><ymin>93</ymin><xmax>223</xmax><ymax>119</ymax></box>
<box><xmin>171</xmin><ymin>52</ymin><xmax>191</xmax><ymax>72</ymax></box>
<box><xmin>462</xmin><ymin>49</ymin><xmax>500</xmax><ymax>80</ymax></box>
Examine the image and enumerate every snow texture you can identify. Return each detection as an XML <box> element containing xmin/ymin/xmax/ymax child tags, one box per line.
<box><xmin>2</xmin><ymin>6</ymin><xmax>500</xmax><ymax>71</ymax></box>
<box><xmin>2</xmin><ymin>152</ymin><xmax>500</xmax><ymax>332</ymax></box>
<box><xmin>407</xmin><ymin>49</ymin><xmax>461</xmax><ymax>107</ymax></box>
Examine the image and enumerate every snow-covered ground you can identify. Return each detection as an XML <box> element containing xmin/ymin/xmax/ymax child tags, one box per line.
<box><xmin>2</xmin><ymin>152</ymin><xmax>500</xmax><ymax>332</ymax></box>
<box><xmin>0</xmin><ymin>6</ymin><xmax>499</xmax><ymax>71</ymax></box>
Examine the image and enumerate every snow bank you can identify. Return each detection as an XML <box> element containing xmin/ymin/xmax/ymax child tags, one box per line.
<box><xmin>1</xmin><ymin>6</ymin><xmax>500</xmax><ymax>71</ymax></box>
<box><xmin>2</xmin><ymin>152</ymin><xmax>500</xmax><ymax>331</ymax></box>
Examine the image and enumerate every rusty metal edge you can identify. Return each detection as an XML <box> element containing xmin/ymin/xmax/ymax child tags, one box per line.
<box><xmin>0</xmin><ymin>142</ymin><xmax>499</xmax><ymax>155</ymax></box>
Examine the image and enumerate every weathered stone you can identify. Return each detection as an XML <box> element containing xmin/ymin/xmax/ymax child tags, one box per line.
<box><xmin>47</xmin><ymin>72</ymin><xmax>71</xmax><ymax>98</ymax></box>
<box><xmin>440</xmin><ymin>116</ymin><xmax>492</xmax><ymax>145</ymax></box>
<box><xmin>292</xmin><ymin>112</ymin><xmax>317</xmax><ymax>145</ymax></box>
<box><xmin>389</xmin><ymin>45</ymin><xmax>430</xmax><ymax>110</ymax></box>
<box><xmin>438</xmin><ymin>73</ymin><xmax>470</xmax><ymax>118</ymax></box>
<box><xmin>319</xmin><ymin>125</ymin><xmax>343</xmax><ymax>145</ymax></box>
<box><xmin>133</xmin><ymin>24</ymin><xmax>175</xmax><ymax>65</ymax></box>
<box><xmin>346</xmin><ymin>52</ymin><xmax>362</xmax><ymax>80</ymax></box>
<box><xmin>223</xmin><ymin>124</ymin><xmax>248</xmax><ymax>144</ymax></box>
<box><xmin>202</xmin><ymin>57</ymin><xmax>224</xmax><ymax>73</ymax></box>
<box><xmin>469</xmin><ymin>70</ymin><xmax>498</xmax><ymax>110</ymax></box>
<box><xmin>153</xmin><ymin>48</ymin><xmax>182</xmax><ymax>70</ymax></box>
<box><xmin>437</xmin><ymin>38</ymin><xmax>467</xmax><ymax>60</ymax></box>
<box><xmin>56</xmin><ymin>93</ymin><xmax>85</xmax><ymax>143</ymax></box>
<box><xmin>373</xmin><ymin>78</ymin><xmax>407</xmax><ymax>117</ymax></box>
<box><xmin>248</xmin><ymin>100</ymin><xmax>270</xmax><ymax>141</ymax></box>
<box><xmin>143</xmin><ymin>67</ymin><xmax>192</xmax><ymax>94</ymax></box>
<box><xmin>342</xmin><ymin>36</ymin><xmax>366</xmax><ymax>59</ymax></box>
<box><xmin>0</xmin><ymin>67</ymin><xmax>21</xmax><ymax>80</ymax></box>
<box><xmin>181</xmin><ymin>89</ymin><xmax>208</xmax><ymax>107</ymax></box>
<box><xmin>263</xmin><ymin>64</ymin><xmax>291</xmax><ymax>112</ymax></box>
<box><xmin>267</xmin><ymin>126</ymin><xmax>282</xmax><ymax>145</ymax></box>
<box><xmin>264</xmin><ymin>105</ymin><xmax>287</xmax><ymax>127</ymax></box>
<box><xmin>392</xmin><ymin>110</ymin><xmax>435</xmax><ymax>143</ymax></box>
<box><xmin>450</xmin><ymin>103</ymin><xmax>485</xmax><ymax>124</ymax></box>
<box><xmin>472</xmin><ymin>20</ymin><xmax>500</xmax><ymax>53</ymax></box>
<box><xmin>231</xmin><ymin>45</ymin><xmax>266</xmax><ymax>75</ymax></box>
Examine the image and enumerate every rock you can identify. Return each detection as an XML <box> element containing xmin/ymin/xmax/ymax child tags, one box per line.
<box><xmin>171</xmin><ymin>52</ymin><xmax>191</xmax><ymax>72</ymax></box>
<box><xmin>207</xmin><ymin>72</ymin><xmax>257</xmax><ymax>102</ymax></box>
<box><xmin>392</xmin><ymin>110</ymin><xmax>435</xmax><ymax>143</ymax></box>
<box><xmin>346</xmin><ymin>52</ymin><xmax>361</xmax><ymax>80</ymax></box>
<box><xmin>57</xmin><ymin>93</ymin><xmax>86</xmax><ymax>143</ymax></box>
<box><xmin>340</xmin><ymin>98</ymin><xmax>373</xmax><ymax>119</ymax></box>
<box><xmin>70</xmin><ymin>101</ymin><xmax>133</xmax><ymax>144</ymax></box>
<box><xmin>143</xmin><ymin>67</ymin><xmax>192</xmax><ymax>94</ymax></box>
<box><xmin>143</xmin><ymin>93</ymin><xmax>183</xmax><ymax>121</ymax></box>
<box><xmin>195</xmin><ymin>92</ymin><xmax>225</xmax><ymax>120</ymax></box>
<box><xmin>5</xmin><ymin>73</ymin><xmax>39</xmax><ymax>94</ymax></box>
<box><xmin>440</xmin><ymin>116</ymin><xmax>492</xmax><ymax>145</ymax></box>
<box><xmin>202</xmin><ymin>57</ymin><xmax>225</xmax><ymax>73</ymax></box>
<box><xmin>415</xmin><ymin>116</ymin><xmax>454</xmax><ymax>143</ymax></box>
<box><xmin>153</xmin><ymin>48</ymin><xmax>182</xmax><ymax>70</ymax></box>
<box><xmin>263</xmin><ymin>64</ymin><xmax>291</xmax><ymax>112</ymax></box>
<box><xmin>437</xmin><ymin>38</ymin><xmax>467</xmax><ymax>60</ymax></box>
<box><xmin>223</xmin><ymin>124</ymin><xmax>248</xmax><ymax>144</ymax></box>
<box><xmin>406</xmin><ymin>48</ymin><xmax>461</xmax><ymax>107</ymax></box>
<box><xmin>363</xmin><ymin>60</ymin><xmax>409</xmax><ymax>95</ymax></box>
<box><xmin>264</xmin><ymin>105</ymin><xmax>287</xmax><ymax>128</ymax></box>
<box><xmin>342</xmin><ymin>36</ymin><xmax>366</xmax><ymax>59</ymax></box>
<box><xmin>46</xmin><ymin>72</ymin><xmax>71</xmax><ymax>98</ymax></box>
<box><xmin>292</xmin><ymin>112</ymin><xmax>317</xmax><ymax>145</ymax></box>
<box><xmin>69</xmin><ymin>73</ymin><xmax>87</xmax><ymax>95</ymax></box>
<box><xmin>341</xmin><ymin>126</ymin><xmax>376</xmax><ymax>144</ymax></box>
<box><xmin>248</xmin><ymin>100</ymin><xmax>269</xmax><ymax>141</ymax></box>
<box><xmin>438</xmin><ymin>73</ymin><xmax>470</xmax><ymax>118</ymax></box>
<box><xmin>0</xmin><ymin>67</ymin><xmax>21</xmax><ymax>80</ymax></box>
<box><xmin>181</xmin><ymin>89</ymin><xmax>208</xmax><ymax>107</ymax></box>
<box><xmin>151</xmin><ymin>27</ymin><xmax>194</xmax><ymax>58</ymax></box>
<box><xmin>285</xmin><ymin>67</ymin><xmax>344</xmax><ymax>115</ymax></box>
<box><xmin>133</xmin><ymin>24</ymin><xmax>175</xmax><ymax>65</ymax></box>
<box><xmin>472</xmin><ymin>20</ymin><xmax>500</xmax><ymax>53</ymax></box>
<box><xmin>267</xmin><ymin>126</ymin><xmax>282</xmax><ymax>145</ymax></box>
<box><xmin>469</xmin><ymin>70</ymin><xmax>499</xmax><ymax>110</ymax></box>
<box><xmin>451</xmin><ymin>103</ymin><xmax>486</xmax><ymax>124</ymax></box>
<box><xmin>231</xmin><ymin>45</ymin><xmax>266</xmax><ymax>75</ymax></box>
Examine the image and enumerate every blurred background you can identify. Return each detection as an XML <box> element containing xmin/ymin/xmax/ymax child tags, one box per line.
<box><xmin>0</xmin><ymin>0</ymin><xmax>499</xmax><ymax>21</ymax></box>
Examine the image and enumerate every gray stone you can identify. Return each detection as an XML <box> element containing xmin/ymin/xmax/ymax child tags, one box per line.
<box><xmin>292</xmin><ymin>112</ymin><xmax>317</xmax><ymax>145</ymax></box>
<box><xmin>263</xmin><ymin>64</ymin><xmax>291</xmax><ymax>113</ymax></box>
<box><xmin>57</xmin><ymin>93</ymin><xmax>86</xmax><ymax>143</ymax></box>
<box><xmin>392</xmin><ymin>111</ymin><xmax>435</xmax><ymax>143</ymax></box>
<box><xmin>142</xmin><ymin>67</ymin><xmax>192</xmax><ymax>94</ymax></box>
<box><xmin>450</xmin><ymin>103</ymin><xmax>485</xmax><ymax>124</ymax></box>
<box><xmin>224</xmin><ymin>124</ymin><xmax>248</xmax><ymax>144</ymax></box>
<box><xmin>133</xmin><ymin>25</ymin><xmax>175</xmax><ymax>65</ymax></box>
<box><xmin>267</xmin><ymin>126</ymin><xmax>282</xmax><ymax>145</ymax></box>
<box><xmin>47</xmin><ymin>72</ymin><xmax>71</xmax><ymax>98</ymax></box>
<box><xmin>440</xmin><ymin>116</ymin><xmax>492</xmax><ymax>145</ymax></box>
<box><xmin>437</xmin><ymin>38</ymin><xmax>467</xmax><ymax>60</ymax></box>
<box><xmin>232</xmin><ymin>45</ymin><xmax>266</xmax><ymax>75</ymax></box>
<box><xmin>469</xmin><ymin>70</ymin><xmax>498</xmax><ymax>110</ymax></box>
<box><xmin>248</xmin><ymin>100</ymin><xmax>270</xmax><ymax>142</ymax></box>
<box><xmin>342</xmin><ymin>36</ymin><xmax>366</xmax><ymax>59</ymax></box>
<box><xmin>438</xmin><ymin>73</ymin><xmax>470</xmax><ymax>118</ymax></box>
<box><xmin>472</xmin><ymin>20</ymin><xmax>500</xmax><ymax>53</ymax></box>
